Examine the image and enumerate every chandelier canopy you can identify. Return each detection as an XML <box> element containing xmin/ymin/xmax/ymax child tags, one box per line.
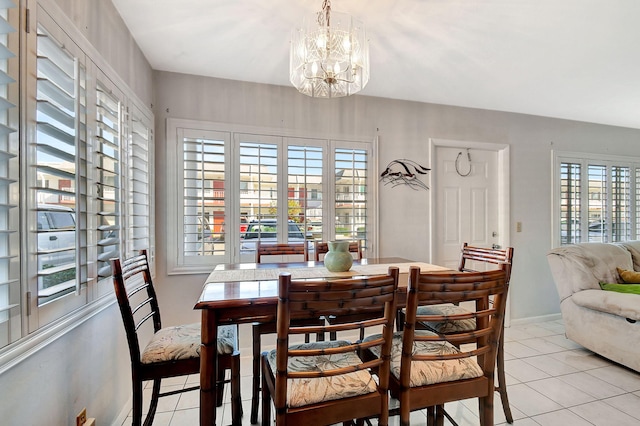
<box><xmin>290</xmin><ymin>0</ymin><xmax>370</xmax><ymax>98</ymax></box>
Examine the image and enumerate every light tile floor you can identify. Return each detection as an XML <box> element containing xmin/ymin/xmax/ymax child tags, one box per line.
<box><xmin>122</xmin><ymin>319</ymin><xmax>640</xmax><ymax>425</ymax></box>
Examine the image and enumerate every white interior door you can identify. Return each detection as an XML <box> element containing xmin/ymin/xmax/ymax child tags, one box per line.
<box><xmin>434</xmin><ymin>146</ymin><xmax>499</xmax><ymax>269</ymax></box>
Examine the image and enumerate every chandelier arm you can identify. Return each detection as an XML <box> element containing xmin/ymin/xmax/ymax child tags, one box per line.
<box><xmin>318</xmin><ymin>61</ymin><xmax>356</xmax><ymax>83</ymax></box>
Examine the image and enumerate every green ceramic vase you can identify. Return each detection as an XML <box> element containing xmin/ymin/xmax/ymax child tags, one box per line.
<box><xmin>324</xmin><ymin>240</ymin><xmax>353</xmax><ymax>272</ymax></box>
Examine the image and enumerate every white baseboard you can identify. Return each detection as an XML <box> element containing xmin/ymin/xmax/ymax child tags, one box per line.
<box><xmin>508</xmin><ymin>313</ymin><xmax>562</xmax><ymax>327</ymax></box>
<box><xmin>111</xmin><ymin>396</ymin><xmax>131</xmax><ymax>426</ymax></box>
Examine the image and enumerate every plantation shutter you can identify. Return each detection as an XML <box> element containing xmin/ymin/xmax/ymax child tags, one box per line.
<box><xmin>0</xmin><ymin>0</ymin><xmax>18</xmax><ymax>347</ymax></box>
<box><xmin>34</xmin><ymin>23</ymin><xmax>86</xmax><ymax>304</ymax></box>
<box><xmin>128</xmin><ymin>109</ymin><xmax>153</xmax><ymax>260</ymax></box>
<box><xmin>334</xmin><ymin>146</ymin><xmax>368</xmax><ymax>248</ymax></box>
<box><xmin>95</xmin><ymin>82</ymin><xmax>122</xmax><ymax>280</ymax></box>
<box><xmin>182</xmin><ymin>132</ymin><xmax>227</xmax><ymax>257</ymax></box>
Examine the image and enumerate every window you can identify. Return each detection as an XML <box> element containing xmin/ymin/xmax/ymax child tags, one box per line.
<box><xmin>334</xmin><ymin>146</ymin><xmax>368</xmax><ymax>244</ymax></box>
<box><xmin>127</xmin><ymin>107</ymin><xmax>154</xmax><ymax>261</ymax></box>
<box><xmin>554</xmin><ymin>152</ymin><xmax>640</xmax><ymax>246</ymax></box>
<box><xmin>287</xmin><ymin>143</ymin><xmax>323</xmax><ymax>238</ymax></box>
<box><xmin>0</xmin><ymin>3</ymin><xmax>156</xmax><ymax>353</ymax></box>
<box><xmin>181</xmin><ymin>129</ymin><xmax>228</xmax><ymax>261</ymax></box>
<box><xmin>33</xmin><ymin>22</ymin><xmax>86</xmax><ymax>312</ymax></box>
<box><xmin>238</xmin><ymin>135</ymin><xmax>279</xmax><ymax>256</ymax></box>
<box><xmin>167</xmin><ymin>120</ymin><xmax>376</xmax><ymax>273</ymax></box>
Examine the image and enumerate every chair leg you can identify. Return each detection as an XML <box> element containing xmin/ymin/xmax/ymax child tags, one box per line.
<box><xmin>496</xmin><ymin>323</ymin><xmax>513</xmax><ymax>423</ymax></box>
<box><xmin>396</xmin><ymin>309</ymin><xmax>405</xmax><ymax>331</ymax></box>
<box><xmin>231</xmin><ymin>353</ymin><xmax>243</xmax><ymax>426</ymax></box>
<box><xmin>132</xmin><ymin>378</ymin><xmax>144</xmax><ymax>426</ymax></box>
<box><xmin>216</xmin><ymin>365</ymin><xmax>225</xmax><ymax>407</ymax></box>
<box><xmin>479</xmin><ymin>395</ymin><xmax>494</xmax><ymax>426</ymax></box>
<box><xmin>261</xmin><ymin>356</ymin><xmax>271</xmax><ymax>426</ymax></box>
<box><xmin>426</xmin><ymin>406</ymin><xmax>435</xmax><ymax>426</ymax></box>
<box><xmin>400</xmin><ymin>396</ymin><xmax>411</xmax><ymax>426</ymax></box>
<box><xmin>251</xmin><ymin>324</ymin><xmax>261</xmax><ymax>424</ymax></box>
<box><xmin>143</xmin><ymin>379</ymin><xmax>161</xmax><ymax>426</ymax></box>
<box><xmin>435</xmin><ymin>405</ymin><xmax>445</xmax><ymax>426</ymax></box>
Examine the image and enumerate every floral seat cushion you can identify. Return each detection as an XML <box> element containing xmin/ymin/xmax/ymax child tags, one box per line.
<box><xmin>415</xmin><ymin>304</ymin><xmax>476</xmax><ymax>333</ymax></box>
<box><xmin>267</xmin><ymin>340</ymin><xmax>377</xmax><ymax>408</ymax></box>
<box><xmin>141</xmin><ymin>323</ymin><xmax>236</xmax><ymax>364</ymax></box>
<box><xmin>365</xmin><ymin>330</ymin><xmax>483</xmax><ymax>387</ymax></box>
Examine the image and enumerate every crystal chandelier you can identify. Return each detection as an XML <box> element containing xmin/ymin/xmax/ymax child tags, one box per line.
<box><xmin>290</xmin><ymin>0</ymin><xmax>370</xmax><ymax>98</ymax></box>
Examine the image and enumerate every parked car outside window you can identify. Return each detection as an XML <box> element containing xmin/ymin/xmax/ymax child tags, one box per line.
<box><xmin>240</xmin><ymin>220</ymin><xmax>306</xmax><ymax>252</ymax></box>
<box><xmin>37</xmin><ymin>204</ymin><xmax>76</xmax><ymax>300</ymax></box>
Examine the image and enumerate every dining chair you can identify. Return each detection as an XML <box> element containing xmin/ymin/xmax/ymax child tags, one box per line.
<box><xmin>250</xmin><ymin>242</ymin><xmax>321</xmax><ymax>424</ymax></box>
<box><xmin>111</xmin><ymin>250</ymin><xmax>242</xmax><ymax>426</ymax></box>
<box><xmin>261</xmin><ymin>268</ymin><xmax>399</xmax><ymax>426</ymax></box>
<box><xmin>459</xmin><ymin>244</ymin><xmax>514</xmax><ymax>422</ymax></box>
<box><xmin>396</xmin><ymin>243</ymin><xmax>514</xmax><ymax>423</ymax></box>
<box><xmin>381</xmin><ymin>268</ymin><xmax>508</xmax><ymax>426</ymax></box>
<box><xmin>313</xmin><ymin>240</ymin><xmax>363</xmax><ymax>261</ymax></box>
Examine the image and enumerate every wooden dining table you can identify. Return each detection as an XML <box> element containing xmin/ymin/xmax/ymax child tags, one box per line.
<box><xmin>194</xmin><ymin>257</ymin><xmax>450</xmax><ymax>425</ymax></box>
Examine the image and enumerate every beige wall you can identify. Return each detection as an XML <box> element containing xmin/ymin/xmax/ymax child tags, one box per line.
<box><xmin>52</xmin><ymin>0</ymin><xmax>153</xmax><ymax>106</ymax></box>
<box><xmin>152</xmin><ymin>71</ymin><xmax>640</xmax><ymax>331</ymax></box>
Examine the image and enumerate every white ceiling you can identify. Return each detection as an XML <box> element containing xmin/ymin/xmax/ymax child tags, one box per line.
<box><xmin>111</xmin><ymin>0</ymin><xmax>640</xmax><ymax>129</ymax></box>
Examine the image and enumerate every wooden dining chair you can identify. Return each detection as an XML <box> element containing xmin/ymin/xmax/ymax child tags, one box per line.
<box><xmin>261</xmin><ymin>268</ymin><xmax>399</xmax><ymax>426</ymax></box>
<box><xmin>313</xmin><ymin>240</ymin><xmax>363</xmax><ymax>261</ymax></box>
<box><xmin>250</xmin><ymin>242</ymin><xmax>321</xmax><ymax>424</ymax></box>
<box><xmin>396</xmin><ymin>243</ymin><xmax>514</xmax><ymax>423</ymax></box>
<box><xmin>111</xmin><ymin>250</ymin><xmax>242</xmax><ymax>426</ymax></box>
<box><xmin>459</xmin><ymin>244</ymin><xmax>514</xmax><ymax>422</ymax></box>
<box><xmin>384</xmin><ymin>268</ymin><xmax>508</xmax><ymax>426</ymax></box>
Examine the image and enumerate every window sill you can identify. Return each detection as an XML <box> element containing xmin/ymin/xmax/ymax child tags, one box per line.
<box><xmin>167</xmin><ymin>264</ymin><xmax>216</xmax><ymax>276</ymax></box>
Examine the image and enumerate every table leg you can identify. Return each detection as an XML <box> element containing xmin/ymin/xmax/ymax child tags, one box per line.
<box><xmin>201</xmin><ymin>310</ymin><xmax>218</xmax><ymax>425</ymax></box>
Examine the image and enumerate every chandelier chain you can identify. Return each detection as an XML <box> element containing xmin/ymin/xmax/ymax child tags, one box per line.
<box><xmin>318</xmin><ymin>0</ymin><xmax>331</xmax><ymax>26</ymax></box>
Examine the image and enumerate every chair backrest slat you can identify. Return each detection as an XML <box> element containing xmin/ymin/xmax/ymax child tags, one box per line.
<box><xmin>134</xmin><ymin>311</ymin><xmax>156</xmax><ymax>332</ymax></box>
<box><xmin>130</xmin><ymin>296</ymin><xmax>154</xmax><ymax>316</ymax></box>
<box><xmin>256</xmin><ymin>242</ymin><xmax>308</xmax><ymax>263</ymax></box>
<box><xmin>127</xmin><ymin>282</ymin><xmax>150</xmax><ymax>299</ymax></box>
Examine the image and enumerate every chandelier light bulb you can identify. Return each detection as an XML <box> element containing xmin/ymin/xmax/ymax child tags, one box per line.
<box><xmin>343</xmin><ymin>37</ymin><xmax>351</xmax><ymax>52</ymax></box>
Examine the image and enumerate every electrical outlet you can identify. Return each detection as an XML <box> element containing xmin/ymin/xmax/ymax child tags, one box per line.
<box><xmin>76</xmin><ymin>408</ymin><xmax>87</xmax><ymax>426</ymax></box>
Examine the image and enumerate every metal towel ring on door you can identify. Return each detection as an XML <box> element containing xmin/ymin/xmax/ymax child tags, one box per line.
<box><xmin>455</xmin><ymin>149</ymin><xmax>472</xmax><ymax>177</ymax></box>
